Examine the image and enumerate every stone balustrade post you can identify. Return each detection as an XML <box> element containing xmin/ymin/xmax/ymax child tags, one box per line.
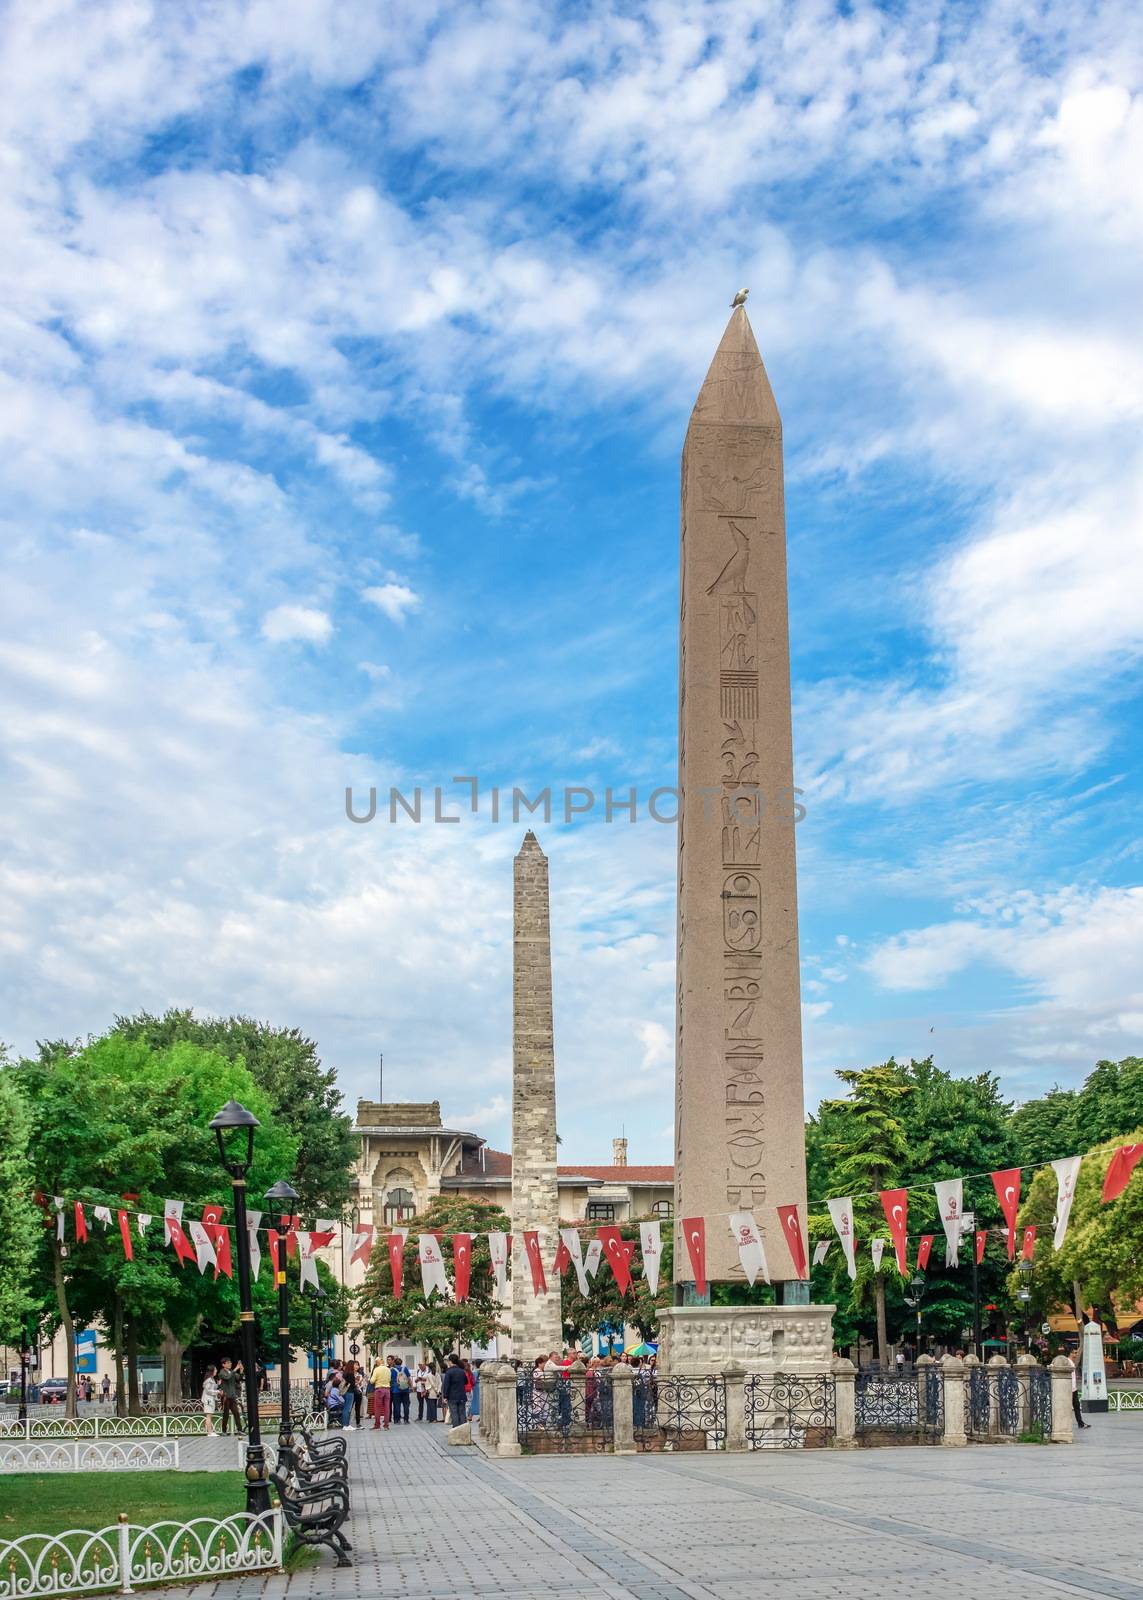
<box><xmin>831</xmin><ymin>1357</ymin><xmax>856</xmax><ymax>1448</ymax></box>
<box><xmin>494</xmin><ymin>1364</ymin><xmax>521</xmax><ymax>1457</ymax></box>
<box><xmin>1015</xmin><ymin>1353</ymin><xmax>1037</xmax><ymax>1435</ymax></box>
<box><xmin>722</xmin><ymin>1361</ymin><xmax>747</xmax><ymax>1452</ymax></box>
<box><xmin>915</xmin><ymin>1353</ymin><xmax>934</xmax><ymax>1429</ymax></box>
<box><xmin>1049</xmin><ymin>1354</ymin><xmax>1075</xmax><ymax>1444</ymax></box>
<box><xmin>987</xmin><ymin>1353</ymin><xmax>1008</xmax><ymax>1437</ymax></box>
<box><xmin>483</xmin><ymin>1363</ymin><xmax>500</xmax><ymax>1446</ymax></box>
<box><xmin>940</xmin><ymin>1355</ymin><xmax>966</xmax><ymax>1446</ymax></box>
<box><xmin>611</xmin><ymin>1361</ymin><xmax>635</xmax><ymax>1455</ymax></box>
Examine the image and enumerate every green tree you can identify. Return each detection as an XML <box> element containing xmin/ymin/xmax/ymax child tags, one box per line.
<box><xmin>813</xmin><ymin>1063</ymin><xmax>913</xmax><ymax>1366</ymax></box>
<box><xmin>0</xmin><ymin>1058</ymin><xmax>39</xmax><ymax>1345</ymax></box>
<box><xmin>1015</xmin><ymin>1130</ymin><xmax>1143</xmax><ymax>1332</ymax></box>
<box><xmin>17</xmin><ymin>1032</ymin><xmax>296</xmax><ymax>1411</ymax></box>
<box><xmin>112</xmin><ymin>1010</ymin><xmax>354</xmax><ymax>1214</ymax></box>
<box><xmin>356</xmin><ymin>1196</ymin><xmax>511</xmax><ymax>1367</ymax></box>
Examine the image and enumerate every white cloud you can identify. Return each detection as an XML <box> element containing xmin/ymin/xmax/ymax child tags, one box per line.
<box><xmin>261</xmin><ymin>604</ymin><xmax>333</xmax><ymax>645</ymax></box>
<box><xmin>361</xmin><ymin>583</ymin><xmax>421</xmax><ymax>623</ymax></box>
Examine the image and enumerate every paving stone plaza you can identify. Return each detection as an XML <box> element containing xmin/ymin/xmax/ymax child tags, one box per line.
<box><xmin>160</xmin><ymin>1414</ymin><xmax>1143</xmax><ymax>1600</ymax></box>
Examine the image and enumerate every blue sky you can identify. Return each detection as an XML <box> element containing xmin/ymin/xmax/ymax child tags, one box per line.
<box><xmin>1</xmin><ymin>0</ymin><xmax>1141</xmax><ymax>1165</ymax></box>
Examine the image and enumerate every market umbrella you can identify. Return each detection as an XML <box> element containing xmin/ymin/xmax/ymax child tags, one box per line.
<box><xmin>624</xmin><ymin>1342</ymin><xmax>658</xmax><ymax>1357</ymax></box>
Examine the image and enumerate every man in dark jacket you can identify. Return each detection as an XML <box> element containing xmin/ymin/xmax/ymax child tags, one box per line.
<box><xmin>441</xmin><ymin>1355</ymin><xmax>468</xmax><ymax>1427</ymax></box>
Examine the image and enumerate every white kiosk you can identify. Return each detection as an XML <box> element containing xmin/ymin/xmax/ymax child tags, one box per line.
<box><xmin>1081</xmin><ymin>1320</ymin><xmax>1108</xmax><ymax>1413</ymax></box>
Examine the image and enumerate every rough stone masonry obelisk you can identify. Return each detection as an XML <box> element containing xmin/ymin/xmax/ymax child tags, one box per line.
<box><xmin>510</xmin><ymin>831</ymin><xmax>563</xmax><ymax>1358</ymax></box>
<box><xmin>659</xmin><ymin>300</ymin><xmax>833</xmax><ymax>1374</ymax></box>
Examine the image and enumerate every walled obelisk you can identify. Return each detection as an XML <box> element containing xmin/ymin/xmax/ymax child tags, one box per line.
<box><xmin>673</xmin><ymin>302</ymin><xmax>810</xmax><ymax>1295</ymax></box>
<box><xmin>510</xmin><ymin>832</ymin><xmax>563</xmax><ymax>1357</ymax></box>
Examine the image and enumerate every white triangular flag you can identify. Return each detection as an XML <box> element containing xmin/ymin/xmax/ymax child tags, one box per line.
<box><xmin>419</xmin><ymin>1232</ymin><xmax>448</xmax><ymax>1296</ymax></box>
<box><xmin>812</xmin><ymin>1239</ymin><xmax>831</xmax><ymax>1267</ymax></box>
<box><xmin>934</xmin><ymin>1178</ymin><xmax>964</xmax><ymax>1267</ymax></box>
<box><xmin>188</xmin><ymin>1220</ymin><xmax>216</xmax><ymax>1275</ymax></box>
<box><xmin>871</xmin><ymin>1238</ymin><xmax>885</xmax><ymax>1272</ymax></box>
<box><xmin>54</xmin><ymin>1199</ymin><xmax>65</xmax><ymax>1242</ymax></box>
<box><xmin>583</xmin><ymin>1238</ymin><xmax>603</xmax><ymax>1278</ymax></box>
<box><xmin>488</xmin><ymin>1231</ymin><xmax>508</xmax><ymax>1298</ymax></box>
<box><xmin>1051</xmin><ymin>1156</ymin><xmax>1082</xmax><ymax>1250</ymax></box>
<box><xmin>136</xmin><ymin>1214</ymin><xmax>152</xmax><ymax>1237</ymax></box>
<box><xmin>163</xmin><ymin>1200</ymin><xmax>184</xmax><ymax>1246</ymax></box>
<box><xmin>298</xmin><ymin>1232</ymin><xmax>320</xmax><ymax>1289</ymax></box>
<box><xmin>561</xmin><ymin>1228</ymin><xmax>590</xmax><ymax>1296</ymax></box>
<box><xmin>639</xmin><ymin>1221</ymin><xmax>661</xmax><ymax>1295</ymax></box>
<box><xmin>827</xmin><ymin>1197</ymin><xmax>857</xmax><ymax>1280</ymax></box>
<box><xmin>728</xmin><ymin>1211</ymin><xmax>769</xmax><ymax>1287</ymax></box>
<box><xmin>93</xmin><ymin>1206</ymin><xmax>112</xmax><ymax>1227</ymax></box>
<box><xmin>246</xmin><ymin>1211</ymin><xmax>262</xmax><ymax>1282</ymax></box>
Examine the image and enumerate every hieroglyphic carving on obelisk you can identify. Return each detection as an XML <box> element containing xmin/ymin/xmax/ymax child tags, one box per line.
<box><xmin>675</xmin><ymin>305</ymin><xmax>809</xmax><ymax>1289</ymax></box>
<box><xmin>510</xmin><ymin>831</ymin><xmax>564</xmax><ymax>1355</ymax></box>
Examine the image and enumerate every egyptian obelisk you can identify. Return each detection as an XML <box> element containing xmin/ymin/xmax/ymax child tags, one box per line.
<box><xmin>510</xmin><ymin>832</ymin><xmax>563</xmax><ymax>1357</ymax></box>
<box><xmin>673</xmin><ymin>301</ymin><xmax>810</xmax><ymax>1293</ymax></box>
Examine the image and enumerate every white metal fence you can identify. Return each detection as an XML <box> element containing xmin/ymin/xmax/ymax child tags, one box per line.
<box><xmin>1109</xmin><ymin>1390</ymin><xmax>1143</xmax><ymax>1412</ymax></box>
<box><xmin>0</xmin><ymin>1512</ymin><xmax>282</xmax><ymax>1599</ymax></box>
<box><xmin>0</xmin><ymin>1410</ymin><xmax>327</xmax><ymax>1442</ymax></box>
<box><xmin>0</xmin><ymin>1440</ymin><xmax>179</xmax><ymax>1473</ymax></box>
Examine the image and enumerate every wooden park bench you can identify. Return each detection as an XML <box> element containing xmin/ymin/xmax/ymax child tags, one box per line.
<box><xmin>271</xmin><ymin>1469</ymin><xmax>353</xmax><ymax>1567</ymax></box>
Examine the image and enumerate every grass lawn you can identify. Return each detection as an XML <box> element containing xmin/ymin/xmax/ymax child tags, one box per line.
<box><xmin>0</xmin><ymin>1474</ymin><xmax>251</xmax><ymax>1540</ymax></box>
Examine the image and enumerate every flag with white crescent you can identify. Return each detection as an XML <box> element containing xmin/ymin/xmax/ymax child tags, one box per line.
<box><xmin>991</xmin><ymin>1169</ymin><xmax>1021</xmax><ymax>1260</ymax></box>
<box><xmin>681</xmin><ymin>1217</ymin><xmax>707</xmax><ymax>1297</ymax></box>
<box><xmin>776</xmin><ymin>1205</ymin><xmax>808</xmax><ymax>1278</ymax></box>
<box><xmin>452</xmin><ymin>1233</ymin><xmax>472</xmax><ymax>1301</ymax></box>
<box><xmin>879</xmin><ymin>1189</ymin><xmax>908</xmax><ymax>1275</ymax></box>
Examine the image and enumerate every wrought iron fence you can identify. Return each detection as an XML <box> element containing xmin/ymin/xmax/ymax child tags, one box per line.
<box><xmin>0</xmin><ymin>1512</ymin><xmax>281</xmax><ymax>1600</ymax></box>
<box><xmin>1027</xmin><ymin>1368</ymin><xmax>1052</xmax><ymax>1434</ymax></box>
<box><xmin>516</xmin><ymin>1372</ymin><xmax>613</xmax><ymax>1453</ymax></box>
<box><xmin>634</xmin><ymin>1374</ymin><xmax>725</xmax><ymax>1452</ymax></box>
<box><xmin>745</xmin><ymin>1373</ymin><xmax>836</xmax><ymax>1449</ymax></box>
<box><xmin>856</xmin><ymin>1370</ymin><xmax>942</xmax><ymax>1442</ymax></box>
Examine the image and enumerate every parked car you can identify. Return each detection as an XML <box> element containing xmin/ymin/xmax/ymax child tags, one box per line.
<box><xmin>37</xmin><ymin>1378</ymin><xmax>68</xmax><ymax>1403</ymax></box>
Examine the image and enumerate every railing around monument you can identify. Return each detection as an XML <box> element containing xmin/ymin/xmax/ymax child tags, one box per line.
<box><xmin>634</xmin><ymin>1374</ymin><xmax>725</xmax><ymax>1452</ymax></box>
<box><xmin>744</xmin><ymin>1373</ymin><xmax>836</xmax><ymax>1449</ymax></box>
<box><xmin>855</xmin><ymin>1368</ymin><xmax>943</xmax><ymax>1442</ymax></box>
<box><xmin>516</xmin><ymin>1372</ymin><xmax>613</xmax><ymax>1454</ymax></box>
<box><xmin>965</xmin><ymin>1365</ymin><xmax>1053</xmax><ymax>1438</ymax></box>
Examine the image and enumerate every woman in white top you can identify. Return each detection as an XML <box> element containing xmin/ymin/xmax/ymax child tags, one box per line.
<box><xmin>414</xmin><ymin>1362</ymin><xmax>430</xmax><ymax>1422</ymax></box>
<box><xmin>201</xmin><ymin>1367</ymin><xmax>219</xmax><ymax>1437</ymax></box>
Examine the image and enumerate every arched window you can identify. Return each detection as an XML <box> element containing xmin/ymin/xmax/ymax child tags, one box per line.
<box><xmin>651</xmin><ymin>1199</ymin><xmax>674</xmax><ymax>1219</ymax></box>
<box><xmin>384</xmin><ymin>1188</ymin><xmax>415</xmax><ymax>1224</ymax></box>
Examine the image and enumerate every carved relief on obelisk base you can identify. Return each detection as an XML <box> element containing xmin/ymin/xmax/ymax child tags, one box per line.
<box><xmin>510</xmin><ymin>831</ymin><xmax>563</xmax><ymax>1356</ymax></box>
<box><xmin>674</xmin><ymin>305</ymin><xmax>810</xmax><ymax>1290</ymax></box>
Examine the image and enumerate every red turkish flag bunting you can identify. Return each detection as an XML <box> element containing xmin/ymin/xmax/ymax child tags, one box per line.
<box><xmin>552</xmin><ymin>1237</ymin><xmax>571</xmax><ymax>1275</ymax></box>
<box><xmin>991</xmin><ymin>1168</ymin><xmax>1021</xmax><ymax>1260</ymax></box>
<box><xmin>117</xmin><ymin>1209</ymin><xmax>134</xmax><ymax>1261</ymax></box>
<box><xmin>1102</xmin><ymin>1143</ymin><xmax>1143</xmax><ymax>1203</ymax></box>
<box><xmin>167</xmin><ymin>1216</ymin><xmax>197</xmax><ymax>1268</ymax></box>
<box><xmin>201</xmin><ymin>1203</ymin><xmax>224</xmax><ymax>1226</ymax></box>
<box><xmin>916</xmin><ymin>1234</ymin><xmax>934</xmax><ymax>1272</ymax></box>
<box><xmin>682</xmin><ymin>1217</ymin><xmax>707</xmax><ymax>1298</ymax></box>
<box><xmin>880</xmin><ymin>1189</ymin><xmax>909</xmax><ymax>1276</ymax></box>
<box><xmin>268</xmin><ymin>1231</ymin><xmax>281</xmax><ymax>1278</ymax></box>
<box><xmin>309</xmin><ymin>1223</ymin><xmax>337</xmax><ymax>1251</ymax></box>
<box><xmin>453</xmin><ymin>1234</ymin><xmax>472</xmax><ymax>1302</ymax></box>
<box><xmin>205</xmin><ymin>1222</ymin><xmax>233</xmax><ymax>1279</ymax></box>
<box><xmin>388</xmin><ymin>1231</ymin><xmax>406</xmax><ymax>1299</ymax></box>
<box><xmin>975</xmin><ymin>1229</ymin><xmax>987</xmax><ymax>1265</ymax></box>
<box><xmin>1021</xmin><ymin>1225</ymin><xmax>1037</xmax><ymax>1261</ymax></box>
<box><xmin>74</xmin><ymin>1202</ymin><xmax>87</xmax><ymax>1243</ymax></box>
<box><xmin>523</xmin><ymin>1231</ymin><xmax>548</xmax><ymax>1294</ymax></box>
<box><xmin>776</xmin><ymin>1205</ymin><xmax>808</xmax><ymax>1278</ymax></box>
<box><xmin>597</xmin><ymin>1226</ymin><xmax>634</xmax><ymax>1294</ymax></box>
<box><xmin>286</xmin><ymin>1214</ymin><xmax>300</xmax><ymax>1258</ymax></box>
<box><xmin>350</xmin><ymin>1224</ymin><xmax>375</xmax><ymax>1266</ymax></box>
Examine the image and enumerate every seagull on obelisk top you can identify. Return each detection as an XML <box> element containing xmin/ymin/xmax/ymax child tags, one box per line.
<box><xmin>730</xmin><ymin>287</ymin><xmax>749</xmax><ymax>309</ymax></box>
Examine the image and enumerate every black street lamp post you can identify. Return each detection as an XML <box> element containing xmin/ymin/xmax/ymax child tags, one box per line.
<box><xmin>309</xmin><ymin>1286</ymin><xmax>329</xmax><ymax>1411</ymax></box>
<box><xmin>265</xmin><ymin>1179</ymin><xmax>299</xmax><ymax>1471</ymax></box>
<box><xmin>18</xmin><ymin>1314</ymin><xmax>30</xmax><ymax>1422</ymax></box>
<box><xmin>209</xmin><ymin>1100</ymin><xmax>270</xmax><ymax>1517</ymax></box>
